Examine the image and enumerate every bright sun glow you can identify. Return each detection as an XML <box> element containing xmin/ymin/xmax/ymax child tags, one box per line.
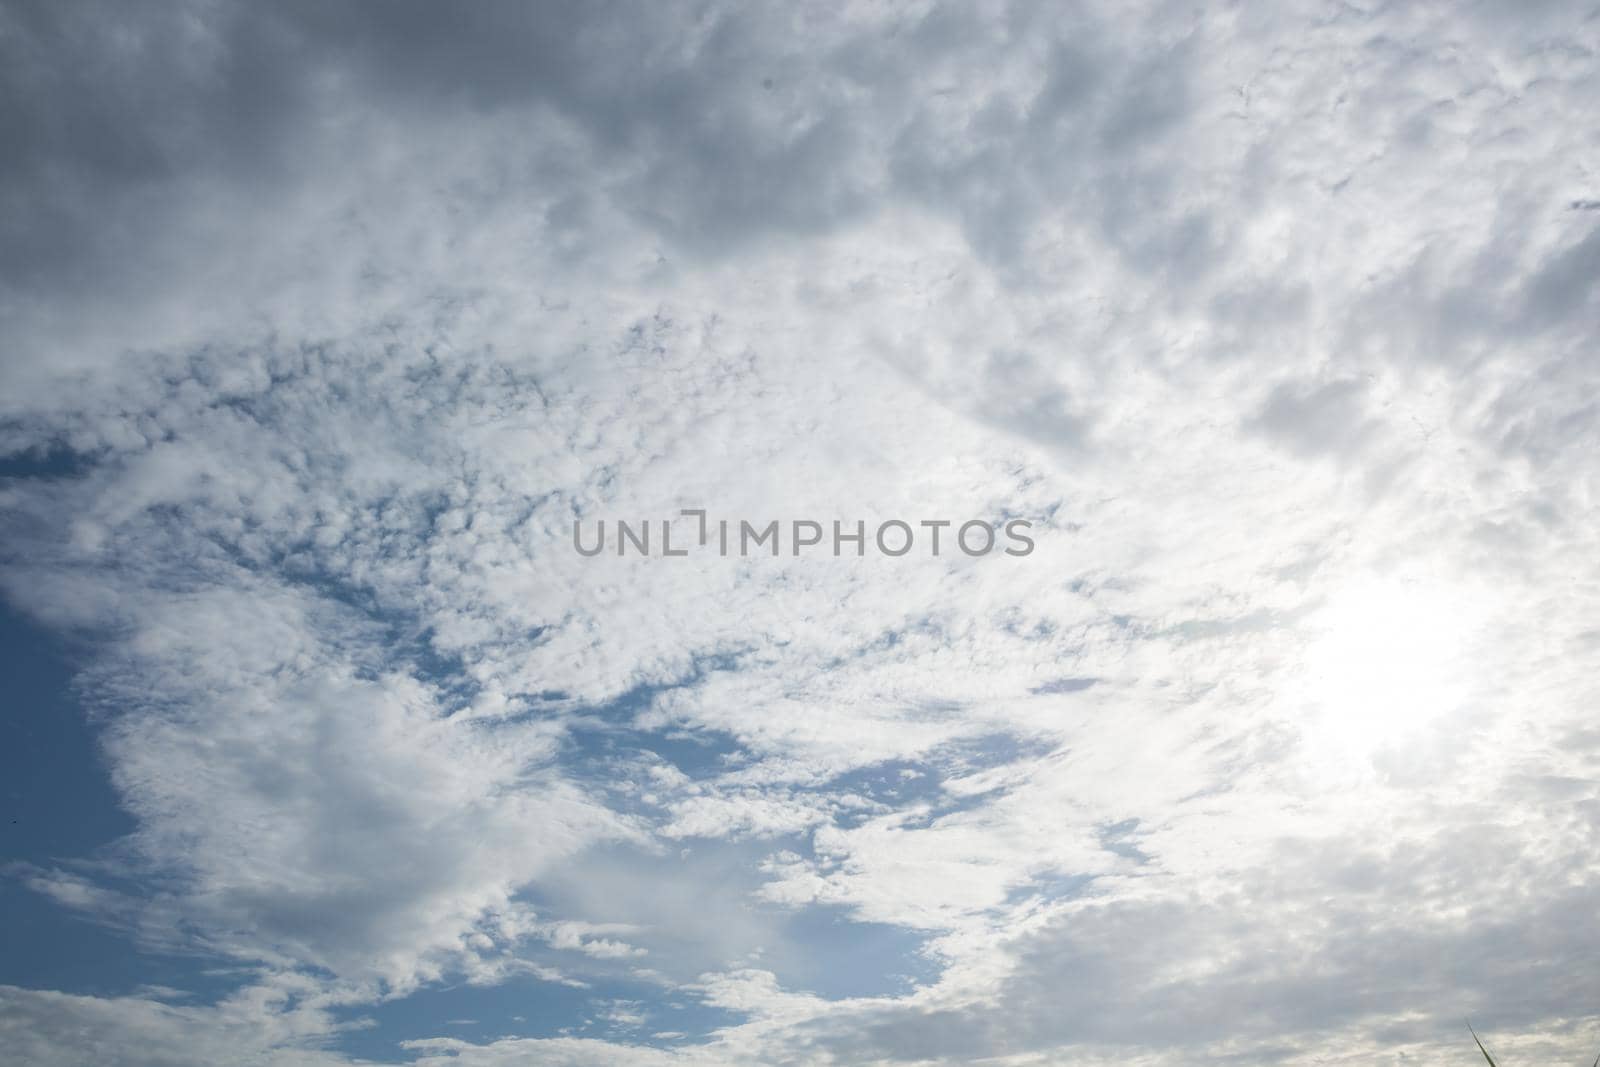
<box><xmin>1301</xmin><ymin>576</ymin><xmax>1484</xmax><ymax>758</ymax></box>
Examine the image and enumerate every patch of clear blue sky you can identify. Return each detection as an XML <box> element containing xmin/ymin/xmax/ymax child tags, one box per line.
<box><xmin>0</xmin><ymin>451</ymin><xmax>250</xmax><ymax>1005</ymax></box>
<box><xmin>335</xmin><ymin>971</ymin><xmax>747</xmax><ymax>1060</ymax></box>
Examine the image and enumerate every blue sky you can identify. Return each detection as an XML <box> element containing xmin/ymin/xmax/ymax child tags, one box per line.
<box><xmin>3</xmin><ymin>1</ymin><xmax>1600</xmax><ymax>1064</ymax></box>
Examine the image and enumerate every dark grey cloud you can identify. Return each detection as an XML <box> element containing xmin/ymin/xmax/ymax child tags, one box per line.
<box><xmin>0</xmin><ymin>1</ymin><xmax>869</xmax><ymax>298</ymax></box>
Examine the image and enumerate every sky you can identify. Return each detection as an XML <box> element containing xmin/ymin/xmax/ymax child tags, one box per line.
<box><xmin>1</xmin><ymin>1</ymin><xmax>1598</xmax><ymax>1064</ymax></box>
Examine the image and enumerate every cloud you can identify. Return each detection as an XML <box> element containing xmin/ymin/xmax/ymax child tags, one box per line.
<box><xmin>0</xmin><ymin>981</ymin><xmax>379</xmax><ymax>1067</ymax></box>
<box><xmin>3</xmin><ymin>0</ymin><xmax>1600</xmax><ymax>1064</ymax></box>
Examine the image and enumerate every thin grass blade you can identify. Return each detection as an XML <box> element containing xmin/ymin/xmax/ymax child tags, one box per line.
<box><xmin>1468</xmin><ymin>1025</ymin><xmax>1498</xmax><ymax>1067</ymax></box>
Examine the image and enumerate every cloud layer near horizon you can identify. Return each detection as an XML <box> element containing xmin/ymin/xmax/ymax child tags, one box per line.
<box><xmin>2</xmin><ymin>1</ymin><xmax>1599</xmax><ymax>1063</ymax></box>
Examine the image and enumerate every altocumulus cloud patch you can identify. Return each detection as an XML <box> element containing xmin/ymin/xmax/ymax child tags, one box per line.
<box><xmin>2</xmin><ymin>1</ymin><xmax>1600</xmax><ymax>1065</ymax></box>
